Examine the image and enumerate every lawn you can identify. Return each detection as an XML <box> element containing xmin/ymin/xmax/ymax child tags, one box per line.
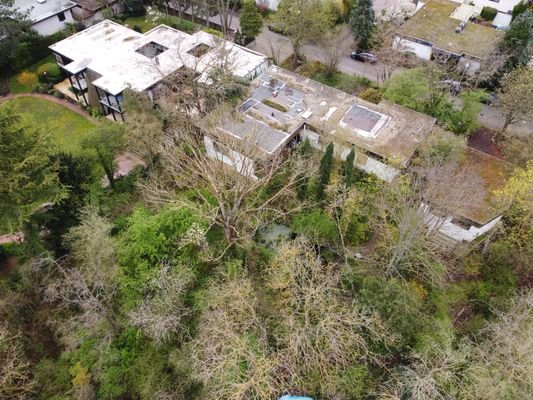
<box><xmin>123</xmin><ymin>12</ymin><xmax>199</xmax><ymax>33</ymax></box>
<box><xmin>9</xmin><ymin>55</ymin><xmax>56</xmax><ymax>94</ymax></box>
<box><xmin>0</xmin><ymin>97</ymin><xmax>96</xmax><ymax>154</ymax></box>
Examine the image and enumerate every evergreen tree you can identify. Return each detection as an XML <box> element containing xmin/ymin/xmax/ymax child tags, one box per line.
<box><xmin>316</xmin><ymin>142</ymin><xmax>334</xmax><ymax>200</ymax></box>
<box><xmin>349</xmin><ymin>0</ymin><xmax>375</xmax><ymax>50</ymax></box>
<box><xmin>296</xmin><ymin>138</ymin><xmax>312</xmax><ymax>199</ymax></box>
<box><xmin>344</xmin><ymin>147</ymin><xmax>356</xmax><ymax>187</ymax></box>
<box><xmin>0</xmin><ymin>105</ymin><xmax>65</xmax><ymax>233</ymax></box>
<box><xmin>504</xmin><ymin>10</ymin><xmax>533</xmax><ymax>66</ymax></box>
<box><xmin>240</xmin><ymin>0</ymin><xmax>263</xmax><ymax>40</ymax></box>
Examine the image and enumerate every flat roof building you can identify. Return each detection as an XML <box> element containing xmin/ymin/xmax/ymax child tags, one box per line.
<box><xmin>204</xmin><ymin>66</ymin><xmax>436</xmax><ymax>181</ymax></box>
<box><xmin>395</xmin><ymin>0</ymin><xmax>503</xmax><ymax>70</ymax></box>
<box><xmin>50</xmin><ymin>20</ymin><xmax>269</xmax><ymax>120</ymax></box>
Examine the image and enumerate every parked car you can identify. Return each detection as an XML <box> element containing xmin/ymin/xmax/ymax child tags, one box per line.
<box><xmin>350</xmin><ymin>50</ymin><xmax>377</xmax><ymax>64</ymax></box>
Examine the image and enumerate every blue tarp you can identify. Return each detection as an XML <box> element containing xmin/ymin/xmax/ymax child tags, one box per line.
<box><xmin>279</xmin><ymin>396</ymin><xmax>313</xmax><ymax>400</ymax></box>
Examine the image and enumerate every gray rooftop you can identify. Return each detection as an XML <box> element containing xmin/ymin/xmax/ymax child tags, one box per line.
<box><xmin>211</xmin><ymin>66</ymin><xmax>436</xmax><ymax>164</ymax></box>
<box><xmin>13</xmin><ymin>0</ymin><xmax>76</xmax><ymax>23</ymax></box>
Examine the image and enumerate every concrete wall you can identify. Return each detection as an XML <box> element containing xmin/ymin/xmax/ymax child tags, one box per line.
<box><xmin>204</xmin><ymin>136</ymin><xmax>258</xmax><ymax>179</ymax></box>
<box><xmin>85</xmin><ymin>68</ymin><xmax>103</xmax><ymax>108</ymax></box>
<box><xmin>32</xmin><ymin>9</ymin><xmax>75</xmax><ymax>36</ymax></box>
<box><xmin>300</xmin><ymin>127</ymin><xmax>400</xmax><ymax>182</ymax></box>
<box><xmin>422</xmin><ymin>203</ymin><xmax>502</xmax><ymax>242</ymax></box>
<box><xmin>472</xmin><ymin>0</ymin><xmax>521</xmax><ymax>14</ymax></box>
<box><xmin>394</xmin><ymin>36</ymin><xmax>433</xmax><ymax>60</ymax></box>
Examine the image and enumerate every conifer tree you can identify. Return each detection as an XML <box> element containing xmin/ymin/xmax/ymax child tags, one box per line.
<box><xmin>240</xmin><ymin>0</ymin><xmax>263</xmax><ymax>40</ymax></box>
<box><xmin>316</xmin><ymin>142</ymin><xmax>334</xmax><ymax>200</ymax></box>
<box><xmin>344</xmin><ymin>147</ymin><xmax>356</xmax><ymax>187</ymax></box>
<box><xmin>350</xmin><ymin>0</ymin><xmax>375</xmax><ymax>50</ymax></box>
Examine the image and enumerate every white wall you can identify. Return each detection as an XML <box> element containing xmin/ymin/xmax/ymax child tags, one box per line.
<box><xmin>204</xmin><ymin>136</ymin><xmax>258</xmax><ymax>179</ymax></box>
<box><xmin>32</xmin><ymin>10</ymin><xmax>75</xmax><ymax>36</ymax></box>
<box><xmin>422</xmin><ymin>203</ymin><xmax>502</xmax><ymax>242</ymax></box>
<box><xmin>300</xmin><ymin>128</ymin><xmax>400</xmax><ymax>183</ymax></box>
<box><xmin>394</xmin><ymin>36</ymin><xmax>433</xmax><ymax>60</ymax></box>
<box><xmin>472</xmin><ymin>0</ymin><xmax>522</xmax><ymax>14</ymax></box>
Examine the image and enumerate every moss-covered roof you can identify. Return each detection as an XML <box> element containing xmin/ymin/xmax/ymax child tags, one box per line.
<box><xmin>456</xmin><ymin>148</ymin><xmax>512</xmax><ymax>225</ymax></box>
<box><xmin>399</xmin><ymin>0</ymin><xmax>503</xmax><ymax>59</ymax></box>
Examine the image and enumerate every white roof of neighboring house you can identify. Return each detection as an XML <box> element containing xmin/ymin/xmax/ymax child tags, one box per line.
<box><xmin>49</xmin><ymin>20</ymin><xmax>268</xmax><ymax>95</ymax></box>
<box><xmin>13</xmin><ymin>0</ymin><xmax>77</xmax><ymax>23</ymax></box>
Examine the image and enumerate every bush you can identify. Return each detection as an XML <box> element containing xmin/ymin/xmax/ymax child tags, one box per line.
<box><xmin>480</xmin><ymin>6</ymin><xmax>498</xmax><ymax>21</ymax></box>
<box><xmin>292</xmin><ymin>209</ymin><xmax>340</xmax><ymax>244</ymax></box>
<box><xmin>298</xmin><ymin>60</ymin><xmax>327</xmax><ymax>78</ymax></box>
<box><xmin>37</xmin><ymin>63</ymin><xmax>62</xmax><ymax>83</ymax></box>
<box><xmin>262</xmin><ymin>98</ymin><xmax>288</xmax><ymax>112</ymax></box>
<box><xmin>132</xmin><ymin>25</ymin><xmax>142</xmax><ymax>33</ymax></box>
<box><xmin>17</xmin><ymin>71</ymin><xmax>38</xmax><ymax>90</ymax></box>
<box><xmin>358</xmin><ymin>87</ymin><xmax>382</xmax><ymax>104</ymax></box>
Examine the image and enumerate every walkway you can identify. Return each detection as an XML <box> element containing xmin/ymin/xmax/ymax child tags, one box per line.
<box><xmin>0</xmin><ymin>93</ymin><xmax>99</xmax><ymax>124</ymax></box>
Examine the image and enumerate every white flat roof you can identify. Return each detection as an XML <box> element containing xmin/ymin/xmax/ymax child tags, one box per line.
<box><xmin>50</xmin><ymin>20</ymin><xmax>268</xmax><ymax>95</ymax></box>
<box><xmin>14</xmin><ymin>0</ymin><xmax>76</xmax><ymax>23</ymax></box>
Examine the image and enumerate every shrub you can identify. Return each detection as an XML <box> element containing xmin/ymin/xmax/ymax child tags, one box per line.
<box><xmin>358</xmin><ymin>87</ymin><xmax>382</xmax><ymax>104</ymax></box>
<box><xmin>132</xmin><ymin>25</ymin><xmax>142</xmax><ymax>33</ymax></box>
<box><xmin>17</xmin><ymin>71</ymin><xmax>38</xmax><ymax>90</ymax></box>
<box><xmin>292</xmin><ymin>209</ymin><xmax>339</xmax><ymax>244</ymax></box>
<box><xmin>480</xmin><ymin>6</ymin><xmax>498</xmax><ymax>21</ymax></box>
<box><xmin>298</xmin><ymin>60</ymin><xmax>327</xmax><ymax>77</ymax></box>
<box><xmin>262</xmin><ymin>98</ymin><xmax>288</xmax><ymax>112</ymax></box>
<box><xmin>202</xmin><ymin>27</ymin><xmax>223</xmax><ymax>37</ymax></box>
<box><xmin>37</xmin><ymin>63</ymin><xmax>62</xmax><ymax>83</ymax></box>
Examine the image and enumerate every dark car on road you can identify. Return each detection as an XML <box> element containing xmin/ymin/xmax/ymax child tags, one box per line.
<box><xmin>350</xmin><ymin>50</ymin><xmax>377</xmax><ymax>64</ymax></box>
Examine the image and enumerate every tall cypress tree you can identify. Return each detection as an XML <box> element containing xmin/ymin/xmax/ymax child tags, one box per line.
<box><xmin>316</xmin><ymin>142</ymin><xmax>334</xmax><ymax>200</ymax></box>
<box><xmin>344</xmin><ymin>148</ymin><xmax>355</xmax><ymax>187</ymax></box>
<box><xmin>240</xmin><ymin>0</ymin><xmax>264</xmax><ymax>40</ymax></box>
<box><xmin>349</xmin><ymin>0</ymin><xmax>375</xmax><ymax>50</ymax></box>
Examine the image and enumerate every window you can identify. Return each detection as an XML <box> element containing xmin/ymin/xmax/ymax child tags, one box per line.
<box><xmin>57</xmin><ymin>12</ymin><xmax>65</xmax><ymax>22</ymax></box>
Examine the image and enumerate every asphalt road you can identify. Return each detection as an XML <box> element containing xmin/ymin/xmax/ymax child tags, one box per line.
<box><xmin>247</xmin><ymin>26</ymin><xmax>385</xmax><ymax>82</ymax></box>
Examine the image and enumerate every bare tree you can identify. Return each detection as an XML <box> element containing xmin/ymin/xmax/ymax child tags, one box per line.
<box><xmin>267</xmin><ymin>238</ymin><xmax>390</xmax><ymax>395</ymax></box>
<box><xmin>317</xmin><ymin>24</ymin><xmax>352</xmax><ymax>76</ymax></box>
<box><xmin>44</xmin><ymin>208</ymin><xmax>119</xmax><ymax>346</ymax></box>
<box><xmin>189</xmin><ymin>277</ymin><xmax>278</xmax><ymax>400</ymax></box>
<box><xmin>214</xmin><ymin>0</ymin><xmax>239</xmax><ymax>37</ymax></box>
<box><xmin>374</xmin><ymin>19</ymin><xmax>414</xmax><ymax>83</ymax></box>
<box><xmin>497</xmin><ymin>66</ymin><xmax>533</xmax><ymax>136</ymax></box>
<box><xmin>122</xmin><ymin>89</ymin><xmax>166</xmax><ymax>169</ymax></box>
<box><xmin>128</xmin><ymin>261</ymin><xmax>194</xmax><ymax>345</ymax></box>
<box><xmin>0</xmin><ymin>323</ymin><xmax>36</xmax><ymax>399</ymax></box>
<box><xmin>143</xmin><ymin>109</ymin><xmax>313</xmax><ymax>246</ymax></box>
<box><xmin>371</xmin><ymin>158</ymin><xmax>484</xmax><ymax>284</ymax></box>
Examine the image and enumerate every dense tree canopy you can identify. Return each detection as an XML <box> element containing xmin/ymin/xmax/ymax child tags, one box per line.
<box><xmin>0</xmin><ymin>105</ymin><xmax>65</xmax><ymax>233</ymax></box>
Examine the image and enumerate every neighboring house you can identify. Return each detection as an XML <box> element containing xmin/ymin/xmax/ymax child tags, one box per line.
<box><xmin>70</xmin><ymin>0</ymin><xmax>124</xmax><ymax>26</ymax></box>
<box><xmin>395</xmin><ymin>0</ymin><xmax>504</xmax><ymax>71</ymax></box>
<box><xmin>49</xmin><ymin>20</ymin><xmax>269</xmax><ymax>121</ymax></box>
<box><xmin>203</xmin><ymin>65</ymin><xmax>436</xmax><ymax>182</ymax></box>
<box><xmin>449</xmin><ymin>0</ymin><xmax>524</xmax><ymax>16</ymax></box>
<box><xmin>12</xmin><ymin>0</ymin><xmax>77</xmax><ymax>35</ymax></box>
<box><xmin>256</xmin><ymin>0</ymin><xmax>280</xmax><ymax>11</ymax></box>
<box><xmin>423</xmin><ymin>147</ymin><xmax>511</xmax><ymax>246</ymax></box>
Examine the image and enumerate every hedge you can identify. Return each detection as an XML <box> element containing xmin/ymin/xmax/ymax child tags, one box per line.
<box><xmin>480</xmin><ymin>7</ymin><xmax>498</xmax><ymax>21</ymax></box>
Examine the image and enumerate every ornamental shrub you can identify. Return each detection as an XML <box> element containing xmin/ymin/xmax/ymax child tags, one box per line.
<box><xmin>480</xmin><ymin>6</ymin><xmax>497</xmax><ymax>21</ymax></box>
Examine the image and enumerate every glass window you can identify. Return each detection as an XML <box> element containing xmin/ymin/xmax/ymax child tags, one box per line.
<box><xmin>58</xmin><ymin>12</ymin><xmax>66</xmax><ymax>22</ymax></box>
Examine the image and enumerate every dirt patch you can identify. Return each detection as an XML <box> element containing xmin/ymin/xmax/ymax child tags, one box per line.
<box><xmin>0</xmin><ymin>255</ymin><xmax>18</xmax><ymax>277</ymax></box>
<box><xmin>468</xmin><ymin>128</ymin><xmax>505</xmax><ymax>160</ymax></box>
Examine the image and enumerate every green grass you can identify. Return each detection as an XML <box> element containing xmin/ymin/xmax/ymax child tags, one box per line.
<box><xmin>9</xmin><ymin>55</ymin><xmax>56</xmax><ymax>94</ymax></box>
<box><xmin>311</xmin><ymin>71</ymin><xmax>374</xmax><ymax>96</ymax></box>
<box><xmin>123</xmin><ymin>14</ymin><xmax>199</xmax><ymax>33</ymax></box>
<box><xmin>0</xmin><ymin>97</ymin><xmax>96</xmax><ymax>154</ymax></box>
